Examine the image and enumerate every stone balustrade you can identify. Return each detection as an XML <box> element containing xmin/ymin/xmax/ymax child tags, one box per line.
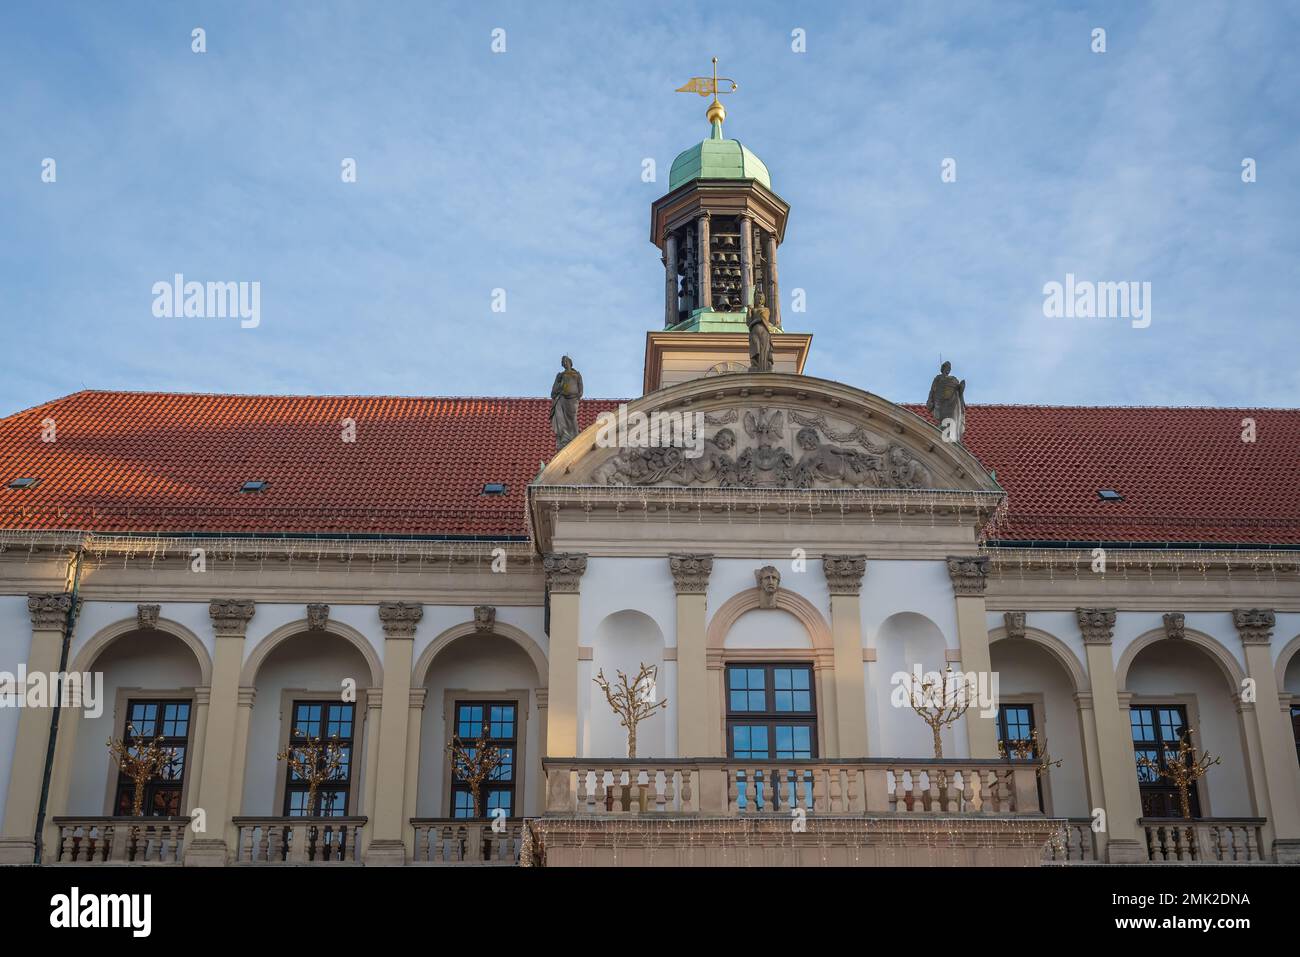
<box><xmin>1142</xmin><ymin>818</ymin><xmax>1265</xmax><ymax>863</ymax></box>
<box><xmin>543</xmin><ymin>758</ymin><xmax>1040</xmax><ymax>817</ymax></box>
<box><xmin>1041</xmin><ymin>818</ymin><xmax>1099</xmax><ymax>862</ymax></box>
<box><xmin>51</xmin><ymin>816</ymin><xmax>190</xmax><ymax>863</ymax></box>
<box><xmin>232</xmin><ymin>817</ymin><xmax>365</xmax><ymax>864</ymax></box>
<box><xmin>410</xmin><ymin>818</ymin><xmax>523</xmax><ymax>864</ymax></box>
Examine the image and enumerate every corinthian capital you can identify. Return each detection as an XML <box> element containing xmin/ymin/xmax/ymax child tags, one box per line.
<box><xmin>379</xmin><ymin>602</ymin><xmax>423</xmax><ymax>639</ymax></box>
<box><xmin>209</xmin><ymin>599</ymin><xmax>255</xmax><ymax>637</ymax></box>
<box><xmin>668</xmin><ymin>553</ymin><xmax>713</xmax><ymax>595</ymax></box>
<box><xmin>822</xmin><ymin>555</ymin><xmax>867</xmax><ymax>596</ymax></box>
<box><xmin>1076</xmin><ymin>607</ymin><xmax>1117</xmax><ymax>644</ymax></box>
<box><xmin>946</xmin><ymin>556</ymin><xmax>989</xmax><ymax>596</ymax></box>
<box><xmin>1232</xmin><ymin>608</ymin><xmax>1275</xmax><ymax>645</ymax></box>
<box><xmin>27</xmin><ymin>592</ymin><xmax>76</xmax><ymax>630</ymax></box>
<box><xmin>544</xmin><ymin>553</ymin><xmax>588</xmax><ymax>594</ymax></box>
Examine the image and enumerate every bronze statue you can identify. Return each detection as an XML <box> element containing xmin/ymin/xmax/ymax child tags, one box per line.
<box><xmin>747</xmin><ymin>289</ymin><xmax>775</xmax><ymax>372</ymax></box>
<box><xmin>926</xmin><ymin>361</ymin><xmax>966</xmax><ymax>443</ymax></box>
<box><xmin>550</xmin><ymin>356</ymin><xmax>583</xmax><ymax>451</ymax></box>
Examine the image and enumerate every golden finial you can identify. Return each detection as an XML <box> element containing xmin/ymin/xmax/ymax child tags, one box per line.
<box><xmin>676</xmin><ymin>56</ymin><xmax>737</xmax><ymax>130</ymax></box>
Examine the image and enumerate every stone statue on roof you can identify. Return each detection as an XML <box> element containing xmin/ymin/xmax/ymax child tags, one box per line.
<box><xmin>926</xmin><ymin>360</ymin><xmax>966</xmax><ymax>444</ymax></box>
<box><xmin>747</xmin><ymin>289</ymin><xmax>775</xmax><ymax>373</ymax></box>
<box><xmin>550</xmin><ymin>356</ymin><xmax>583</xmax><ymax>451</ymax></box>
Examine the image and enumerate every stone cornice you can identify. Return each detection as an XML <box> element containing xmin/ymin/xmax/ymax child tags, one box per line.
<box><xmin>27</xmin><ymin>592</ymin><xmax>77</xmax><ymax>630</ymax></box>
<box><xmin>946</xmin><ymin>555</ymin><xmax>989</xmax><ymax>596</ymax></box>
<box><xmin>378</xmin><ymin>601</ymin><xmax>423</xmax><ymax>639</ymax></box>
<box><xmin>209</xmin><ymin>599</ymin><xmax>255</xmax><ymax>637</ymax></box>
<box><xmin>668</xmin><ymin>553</ymin><xmax>714</xmax><ymax>594</ymax></box>
<box><xmin>822</xmin><ymin>554</ymin><xmax>867</xmax><ymax>596</ymax></box>
<box><xmin>544</xmin><ymin>553</ymin><xmax>588</xmax><ymax>594</ymax></box>
<box><xmin>1232</xmin><ymin>608</ymin><xmax>1276</xmax><ymax>645</ymax></box>
<box><xmin>1076</xmin><ymin>607</ymin><xmax>1117</xmax><ymax>644</ymax></box>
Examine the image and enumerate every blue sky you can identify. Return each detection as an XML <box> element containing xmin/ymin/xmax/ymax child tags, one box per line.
<box><xmin>1</xmin><ymin>0</ymin><xmax>1297</xmax><ymax>417</ymax></box>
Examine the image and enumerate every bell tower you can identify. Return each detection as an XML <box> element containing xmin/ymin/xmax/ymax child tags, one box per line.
<box><xmin>643</xmin><ymin>59</ymin><xmax>811</xmax><ymax>393</ymax></box>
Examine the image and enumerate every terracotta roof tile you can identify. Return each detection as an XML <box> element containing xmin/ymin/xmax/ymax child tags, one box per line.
<box><xmin>0</xmin><ymin>391</ymin><xmax>1296</xmax><ymax>545</ymax></box>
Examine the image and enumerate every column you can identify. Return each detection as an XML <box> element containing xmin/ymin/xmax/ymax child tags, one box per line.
<box><xmin>824</xmin><ymin>556</ymin><xmax>868</xmax><ymax>757</ymax></box>
<box><xmin>765</xmin><ymin>233</ymin><xmax>780</xmax><ymax>327</ymax></box>
<box><xmin>544</xmin><ymin>553</ymin><xmax>587</xmax><ymax>757</ymax></box>
<box><xmin>533</xmin><ymin>690</ymin><xmax>549</xmax><ymax>815</ymax></box>
<box><xmin>361</xmin><ymin>690</ymin><xmax>383</xmax><ymax>836</ymax></box>
<box><xmin>1077</xmin><ymin>608</ymin><xmax>1146</xmax><ymax>862</ymax></box>
<box><xmin>664</xmin><ymin>232</ymin><xmax>678</xmax><ymax>328</ymax></box>
<box><xmin>739</xmin><ymin>216</ymin><xmax>753</xmax><ymax>305</ymax></box>
<box><xmin>697</xmin><ymin>214</ymin><xmax>712</xmax><ymax>310</ymax></box>
<box><xmin>0</xmin><ymin>594</ymin><xmax>76</xmax><ymax>864</ymax></box>
<box><xmin>946</xmin><ymin>557</ymin><xmax>999</xmax><ymax>758</ymax></box>
<box><xmin>1233</xmin><ymin>609</ymin><xmax>1300</xmax><ymax>862</ymax></box>
<box><xmin>366</xmin><ymin>601</ymin><xmax>421</xmax><ymax>865</ymax></box>
<box><xmin>669</xmin><ymin>554</ymin><xmax>713</xmax><ymax>757</ymax></box>
<box><xmin>401</xmin><ymin>688</ymin><xmax>426</xmax><ymax>859</ymax></box>
<box><xmin>184</xmin><ymin>599</ymin><xmax>254</xmax><ymax>866</ymax></box>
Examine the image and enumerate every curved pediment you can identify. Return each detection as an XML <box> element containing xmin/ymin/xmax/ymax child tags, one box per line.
<box><xmin>537</xmin><ymin>373</ymin><xmax>999</xmax><ymax>494</ymax></box>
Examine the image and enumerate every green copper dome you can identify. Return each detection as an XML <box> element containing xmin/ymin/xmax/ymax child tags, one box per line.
<box><xmin>669</xmin><ymin>121</ymin><xmax>771</xmax><ymax>191</ymax></box>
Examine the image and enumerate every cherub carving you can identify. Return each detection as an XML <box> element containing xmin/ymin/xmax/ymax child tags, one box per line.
<box><xmin>683</xmin><ymin>427</ymin><xmax>739</xmax><ymax>486</ymax></box>
<box><xmin>792</xmin><ymin>428</ymin><xmax>883</xmax><ymax>488</ymax></box>
<box><xmin>887</xmin><ymin>445</ymin><xmax>932</xmax><ymax>489</ymax></box>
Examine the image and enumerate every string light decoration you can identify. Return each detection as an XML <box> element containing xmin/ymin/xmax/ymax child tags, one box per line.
<box><xmin>106</xmin><ymin>724</ymin><xmax>177</xmax><ymax>816</ymax></box>
<box><xmin>276</xmin><ymin>729</ymin><xmax>347</xmax><ymax>816</ymax></box>
<box><xmin>1136</xmin><ymin>728</ymin><xmax>1221</xmax><ymax>820</ymax></box>
<box><xmin>998</xmin><ymin>729</ymin><xmax>1062</xmax><ymax>778</ymax></box>
<box><xmin>446</xmin><ymin>732</ymin><xmax>504</xmax><ymax>818</ymax></box>
<box><xmin>593</xmin><ymin>662</ymin><xmax>668</xmax><ymax>759</ymax></box>
<box><xmin>899</xmin><ymin>664</ymin><xmax>972</xmax><ymax>759</ymax></box>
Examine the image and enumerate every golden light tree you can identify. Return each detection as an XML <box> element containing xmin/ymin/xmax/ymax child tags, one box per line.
<box><xmin>106</xmin><ymin>724</ymin><xmax>177</xmax><ymax>816</ymax></box>
<box><xmin>447</xmin><ymin>732</ymin><xmax>504</xmax><ymax>818</ymax></box>
<box><xmin>900</xmin><ymin>664</ymin><xmax>972</xmax><ymax>759</ymax></box>
<box><xmin>594</xmin><ymin>662</ymin><xmax>668</xmax><ymax>759</ymax></box>
<box><xmin>998</xmin><ymin>729</ymin><xmax>1063</xmax><ymax>778</ymax></box>
<box><xmin>1136</xmin><ymin>728</ymin><xmax>1221</xmax><ymax>820</ymax></box>
<box><xmin>276</xmin><ymin>729</ymin><xmax>347</xmax><ymax>816</ymax></box>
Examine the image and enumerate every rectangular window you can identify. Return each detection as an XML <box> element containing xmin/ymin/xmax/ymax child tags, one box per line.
<box><xmin>1130</xmin><ymin>704</ymin><xmax>1201</xmax><ymax>818</ymax></box>
<box><xmin>996</xmin><ymin>703</ymin><xmax>1045</xmax><ymax>811</ymax></box>
<box><xmin>725</xmin><ymin>664</ymin><xmax>817</xmax><ymax>809</ymax></box>
<box><xmin>114</xmin><ymin>699</ymin><xmax>190</xmax><ymax>816</ymax></box>
<box><xmin>451</xmin><ymin>701</ymin><xmax>518</xmax><ymax>819</ymax></box>
<box><xmin>282</xmin><ymin>701</ymin><xmax>355</xmax><ymax>817</ymax></box>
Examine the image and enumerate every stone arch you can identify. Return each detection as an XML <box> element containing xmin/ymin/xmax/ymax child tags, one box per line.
<box><xmin>1274</xmin><ymin>633</ymin><xmax>1300</xmax><ymax>693</ymax></box>
<box><xmin>1116</xmin><ymin>627</ymin><xmax>1245</xmax><ymax>697</ymax></box>
<box><xmin>706</xmin><ymin>587</ymin><xmax>832</xmax><ymax>650</ymax></box>
<box><xmin>988</xmin><ymin>625</ymin><xmax>1088</xmax><ymax>692</ymax></box>
<box><xmin>413</xmin><ymin>619</ymin><xmax>548</xmax><ymax>687</ymax></box>
<box><xmin>72</xmin><ymin>617</ymin><xmax>212</xmax><ymax>685</ymax></box>
<box><xmin>240</xmin><ymin>619</ymin><xmax>383</xmax><ymax>687</ymax></box>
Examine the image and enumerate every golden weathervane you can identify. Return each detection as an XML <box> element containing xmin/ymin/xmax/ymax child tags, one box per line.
<box><xmin>677</xmin><ymin>56</ymin><xmax>738</xmax><ymax>126</ymax></box>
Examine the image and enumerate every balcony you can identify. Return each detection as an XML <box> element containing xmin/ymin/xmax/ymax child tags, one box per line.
<box><xmin>410</xmin><ymin>819</ymin><xmax>524</xmax><ymax>864</ymax></box>
<box><xmin>232</xmin><ymin>817</ymin><xmax>366</xmax><ymax>864</ymax></box>
<box><xmin>535</xmin><ymin>758</ymin><xmax>1055</xmax><ymax>866</ymax></box>
<box><xmin>51</xmin><ymin>816</ymin><xmax>191</xmax><ymax>864</ymax></box>
<box><xmin>1141</xmin><ymin>818</ymin><xmax>1266</xmax><ymax>863</ymax></box>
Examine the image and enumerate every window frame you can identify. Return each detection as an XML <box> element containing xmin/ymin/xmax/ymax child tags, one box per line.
<box><xmin>724</xmin><ymin>662</ymin><xmax>819</xmax><ymax>761</ymax></box>
<box><xmin>276</xmin><ymin>692</ymin><xmax>366</xmax><ymax>818</ymax></box>
<box><xmin>110</xmin><ymin>695</ymin><xmax>194</xmax><ymax>817</ymax></box>
<box><xmin>1128</xmin><ymin>700</ymin><xmax>1204</xmax><ymax>819</ymax></box>
<box><xmin>994</xmin><ymin>696</ymin><xmax>1053</xmax><ymax>814</ymax></box>
<box><xmin>441</xmin><ymin>690</ymin><xmax>530</xmax><ymax>820</ymax></box>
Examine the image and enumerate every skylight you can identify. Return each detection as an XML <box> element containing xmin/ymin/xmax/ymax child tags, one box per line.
<box><xmin>1097</xmin><ymin>489</ymin><xmax>1123</xmax><ymax>502</ymax></box>
<box><xmin>6</xmin><ymin>477</ymin><xmax>39</xmax><ymax>490</ymax></box>
<box><xmin>239</xmin><ymin>480</ymin><xmax>269</xmax><ymax>493</ymax></box>
<box><xmin>482</xmin><ymin>482</ymin><xmax>507</xmax><ymax>495</ymax></box>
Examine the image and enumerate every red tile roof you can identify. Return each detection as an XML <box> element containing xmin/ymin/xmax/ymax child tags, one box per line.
<box><xmin>0</xmin><ymin>391</ymin><xmax>1296</xmax><ymax>545</ymax></box>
